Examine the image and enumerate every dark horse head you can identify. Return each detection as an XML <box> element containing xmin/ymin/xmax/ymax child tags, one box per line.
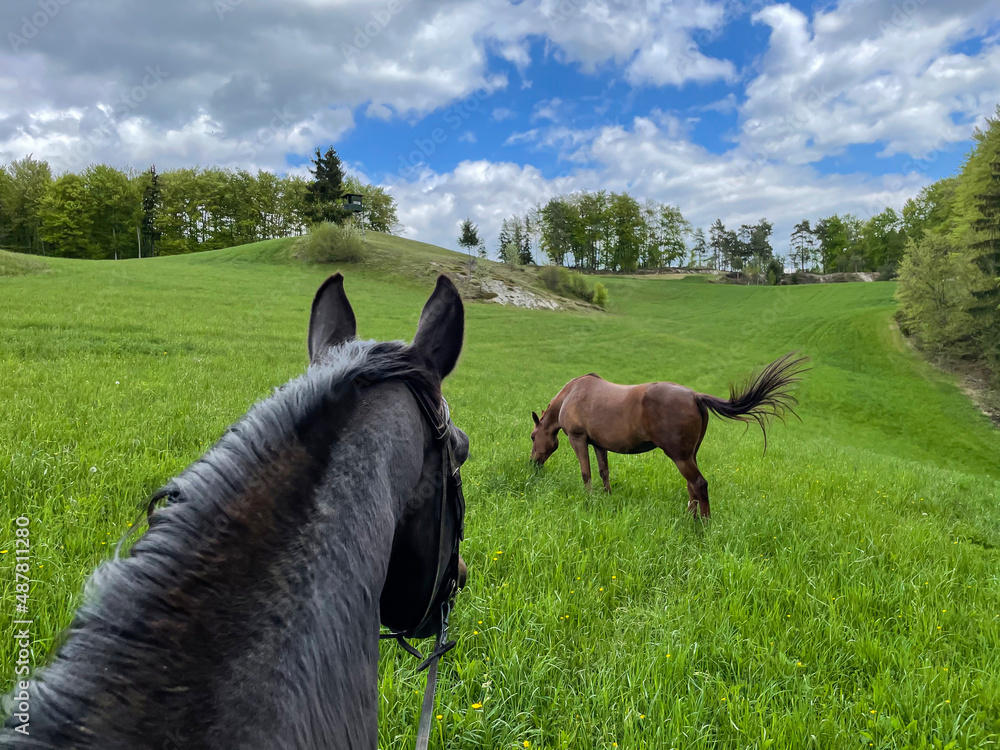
<box><xmin>2</xmin><ymin>274</ymin><xmax>468</xmax><ymax>750</ymax></box>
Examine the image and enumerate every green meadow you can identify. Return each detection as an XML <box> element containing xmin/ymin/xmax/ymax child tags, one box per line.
<box><xmin>2</xmin><ymin>236</ymin><xmax>999</xmax><ymax>749</ymax></box>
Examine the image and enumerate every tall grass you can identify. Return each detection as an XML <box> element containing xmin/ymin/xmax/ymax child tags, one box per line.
<box><xmin>2</xmin><ymin>243</ymin><xmax>999</xmax><ymax>748</ymax></box>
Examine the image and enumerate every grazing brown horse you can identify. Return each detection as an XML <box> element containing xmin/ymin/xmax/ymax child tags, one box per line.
<box><xmin>529</xmin><ymin>352</ymin><xmax>808</xmax><ymax>518</ymax></box>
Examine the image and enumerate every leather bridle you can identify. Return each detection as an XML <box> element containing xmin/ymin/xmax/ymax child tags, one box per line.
<box><xmin>379</xmin><ymin>380</ymin><xmax>466</xmax><ymax>750</ymax></box>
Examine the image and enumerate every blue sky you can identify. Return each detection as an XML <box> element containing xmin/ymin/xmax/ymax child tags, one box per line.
<box><xmin>2</xmin><ymin>0</ymin><xmax>999</xmax><ymax>254</ymax></box>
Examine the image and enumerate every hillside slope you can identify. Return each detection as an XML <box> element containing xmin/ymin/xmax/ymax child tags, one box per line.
<box><xmin>173</xmin><ymin>232</ymin><xmax>597</xmax><ymax>310</ymax></box>
<box><xmin>2</xmin><ymin>247</ymin><xmax>999</xmax><ymax>749</ymax></box>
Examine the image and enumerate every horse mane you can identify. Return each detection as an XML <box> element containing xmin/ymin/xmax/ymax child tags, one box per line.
<box><xmin>3</xmin><ymin>338</ymin><xmax>442</xmax><ymax>749</ymax></box>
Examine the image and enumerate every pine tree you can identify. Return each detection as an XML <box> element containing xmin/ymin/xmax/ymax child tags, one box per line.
<box><xmin>498</xmin><ymin>217</ymin><xmax>518</xmax><ymax>265</ymax></box>
<box><xmin>517</xmin><ymin>216</ymin><xmax>534</xmax><ymax>265</ymax></box>
<box><xmin>969</xmin><ymin>156</ymin><xmax>1000</xmax><ymax>362</ymax></box>
<box><xmin>458</xmin><ymin>218</ymin><xmax>481</xmax><ymax>258</ymax></box>
<box><xmin>141</xmin><ymin>165</ymin><xmax>161</xmax><ymax>258</ymax></box>
<box><xmin>690</xmin><ymin>227</ymin><xmax>707</xmax><ymax>266</ymax></box>
<box><xmin>790</xmin><ymin>220</ymin><xmax>815</xmax><ymax>271</ymax></box>
<box><xmin>708</xmin><ymin>219</ymin><xmax>726</xmax><ymax>270</ymax></box>
<box><xmin>305</xmin><ymin>146</ymin><xmax>350</xmax><ymax>225</ymax></box>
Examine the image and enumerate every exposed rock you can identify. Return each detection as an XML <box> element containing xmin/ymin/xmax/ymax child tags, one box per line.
<box><xmin>477</xmin><ymin>278</ymin><xmax>562</xmax><ymax>309</ymax></box>
<box><xmin>781</xmin><ymin>271</ymin><xmax>881</xmax><ymax>284</ymax></box>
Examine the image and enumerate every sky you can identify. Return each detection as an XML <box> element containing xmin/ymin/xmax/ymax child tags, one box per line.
<box><xmin>2</xmin><ymin>0</ymin><xmax>999</xmax><ymax>257</ymax></box>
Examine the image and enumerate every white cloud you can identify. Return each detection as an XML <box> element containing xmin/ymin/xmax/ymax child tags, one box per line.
<box><xmin>740</xmin><ymin>0</ymin><xmax>1000</xmax><ymax>162</ymax></box>
<box><xmin>697</xmin><ymin>93</ymin><xmax>738</xmax><ymax>114</ymax></box>
<box><xmin>531</xmin><ymin>98</ymin><xmax>564</xmax><ymax>122</ymax></box>
<box><xmin>492</xmin><ymin>107</ymin><xmax>517</xmax><ymax>121</ymax></box>
<box><xmin>366</xmin><ymin>103</ymin><xmax>393</xmax><ymax>120</ymax></box>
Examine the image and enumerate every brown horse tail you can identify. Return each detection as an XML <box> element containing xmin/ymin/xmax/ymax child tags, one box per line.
<box><xmin>696</xmin><ymin>352</ymin><xmax>810</xmax><ymax>451</ymax></box>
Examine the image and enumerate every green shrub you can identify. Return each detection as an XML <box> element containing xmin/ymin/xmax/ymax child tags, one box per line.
<box><xmin>766</xmin><ymin>258</ymin><xmax>784</xmax><ymax>285</ymax></box>
<box><xmin>293</xmin><ymin>222</ymin><xmax>367</xmax><ymax>264</ymax></box>
<box><xmin>567</xmin><ymin>272</ymin><xmax>590</xmax><ymax>299</ymax></box>
<box><xmin>536</xmin><ymin>265</ymin><xmax>609</xmax><ymax>306</ymax></box>
<box><xmin>876</xmin><ymin>261</ymin><xmax>899</xmax><ymax>281</ymax></box>
<box><xmin>592</xmin><ymin>282</ymin><xmax>608</xmax><ymax>307</ymax></box>
<box><xmin>539</xmin><ymin>265</ymin><xmax>561</xmax><ymax>291</ymax></box>
<box><xmin>895</xmin><ymin>233</ymin><xmax>979</xmax><ymax>356</ymax></box>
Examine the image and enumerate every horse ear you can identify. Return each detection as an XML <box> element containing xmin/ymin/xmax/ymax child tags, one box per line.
<box><xmin>308</xmin><ymin>273</ymin><xmax>356</xmax><ymax>364</ymax></box>
<box><xmin>412</xmin><ymin>275</ymin><xmax>464</xmax><ymax>378</ymax></box>
<box><xmin>532</xmin><ymin>411</ymin><xmax>540</xmax><ymax>426</ymax></box>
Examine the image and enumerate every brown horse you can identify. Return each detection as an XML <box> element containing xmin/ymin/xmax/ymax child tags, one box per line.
<box><xmin>529</xmin><ymin>352</ymin><xmax>808</xmax><ymax>518</ymax></box>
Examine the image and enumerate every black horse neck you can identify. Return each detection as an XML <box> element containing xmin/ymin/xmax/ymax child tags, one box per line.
<box><xmin>7</xmin><ymin>382</ymin><xmax>431</xmax><ymax>750</ymax></box>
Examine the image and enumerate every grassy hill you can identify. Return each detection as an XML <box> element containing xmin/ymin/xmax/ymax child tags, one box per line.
<box><xmin>182</xmin><ymin>231</ymin><xmax>597</xmax><ymax>309</ymax></box>
<box><xmin>2</xmin><ymin>237</ymin><xmax>999</xmax><ymax>749</ymax></box>
<box><xmin>0</xmin><ymin>248</ymin><xmax>48</xmax><ymax>277</ymax></box>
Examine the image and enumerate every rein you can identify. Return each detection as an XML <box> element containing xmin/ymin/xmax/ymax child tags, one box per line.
<box><xmin>377</xmin><ymin>379</ymin><xmax>465</xmax><ymax>750</ymax></box>
<box><xmin>379</xmin><ymin>602</ymin><xmax>455</xmax><ymax>750</ymax></box>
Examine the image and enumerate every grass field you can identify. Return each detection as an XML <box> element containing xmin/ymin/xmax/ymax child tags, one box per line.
<box><xmin>2</xmin><ymin>237</ymin><xmax>1000</xmax><ymax>749</ymax></box>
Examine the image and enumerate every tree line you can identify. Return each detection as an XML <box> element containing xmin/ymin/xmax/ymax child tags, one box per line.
<box><xmin>487</xmin><ymin>192</ymin><xmax>693</xmax><ymax>272</ymax></box>
<box><xmin>0</xmin><ymin>148</ymin><xmax>399</xmax><ymax>259</ymax></box>
<box><xmin>780</xmin><ymin>208</ymin><xmax>907</xmax><ymax>275</ymax></box>
<box><xmin>483</xmin><ymin>193</ymin><xmax>919</xmax><ymax>283</ymax></box>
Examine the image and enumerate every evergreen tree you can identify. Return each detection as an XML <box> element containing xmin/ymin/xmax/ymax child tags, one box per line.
<box><xmin>517</xmin><ymin>217</ymin><xmax>534</xmax><ymax>265</ymax></box>
<box><xmin>305</xmin><ymin>146</ymin><xmax>350</xmax><ymax>225</ymax></box>
<box><xmin>708</xmin><ymin>219</ymin><xmax>726</xmax><ymax>270</ymax></box>
<box><xmin>790</xmin><ymin>220</ymin><xmax>815</xmax><ymax>271</ymax></box>
<box><xmin>141</xmin><ymin>165</ymin><xmax>162</xmax><ymax>257</ymax></box>
<box><xmin>733</xmin><ymin>224</ymin><xmax>754</xmax><ymax>273</ymax></box>
<box><xmin>457</xmin><ymin>218</ymin><xmax>481</xmax><ymax>258</ymax></box>
<box><xmin>690</xmin><ymin>227</ymin><xmax>707</xmax><ymax>266</ymax></box>
<box><xmin>498</xmin><ymin>217</ymin><xmax>518</xmax><ymax>265</ymax></box>
<box><xmin>968</xmin><ymin>156</ymin><xmax>1000</xmax><ymax>362</ymax></box>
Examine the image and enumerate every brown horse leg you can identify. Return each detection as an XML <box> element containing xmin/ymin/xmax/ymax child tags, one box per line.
<box><xmin>594</xmin><ymin>446</ymin><xmax>611</xmax><ymax>494</ymax></box>
<box><xmin>671</xmin><ymin>455</ymin><xmax>710</xmax><ymax>519</ymax></box>
<box><xmin>568</xmin><ymin>434</ymin><xmax>593</xmax><ymax>490</ymax></box>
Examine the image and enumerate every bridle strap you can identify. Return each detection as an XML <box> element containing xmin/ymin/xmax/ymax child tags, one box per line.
<box><xmin>380</xmin><ymin>603</ymin><xmax>456</xmax><ymax>750</ymax></box>
<box><xmin>376</xmin><ymin>380</ymin><xmax>464</xmax><ymax>750</ymax></box>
